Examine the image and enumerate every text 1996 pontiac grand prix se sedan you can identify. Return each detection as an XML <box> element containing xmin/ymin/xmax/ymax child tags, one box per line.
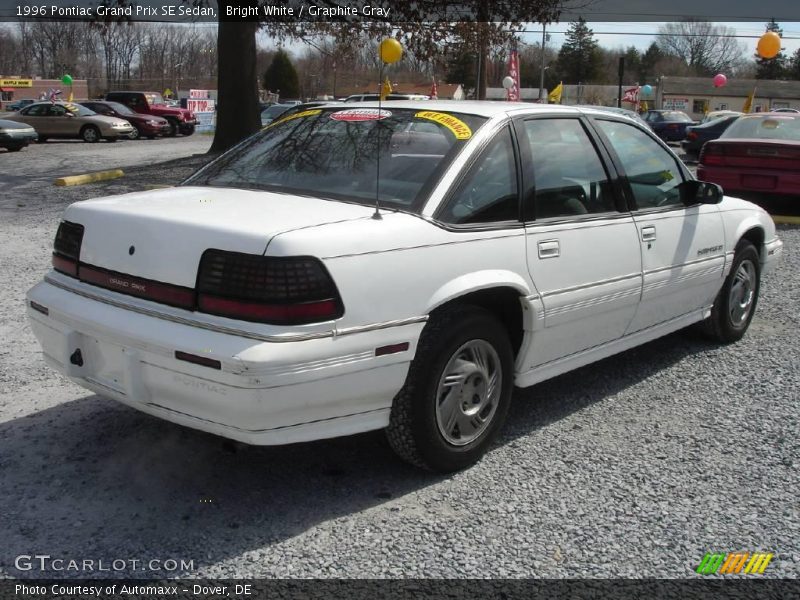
<box><xmin>26</xmin><ymin>102</ymin><xmax>783</xmax><ymax>472</ymax></box>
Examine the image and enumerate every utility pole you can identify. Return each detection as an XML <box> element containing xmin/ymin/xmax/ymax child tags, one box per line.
<box><xmin>539</xmin><ymin>22</ymin><xmax>547</xmax><ymax>102</ymax></box>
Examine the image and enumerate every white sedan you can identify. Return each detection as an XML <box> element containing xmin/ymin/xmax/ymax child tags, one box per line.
<box><xmin>26</xmin><ymin>102</ymin><xmax>783</xmax><ymax>472</ymax></box>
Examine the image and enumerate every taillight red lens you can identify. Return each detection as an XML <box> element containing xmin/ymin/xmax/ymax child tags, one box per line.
<box><xmin>700</xmin><ymin>144</ymin><xmax>725</xmax><ymax>166</ymax></box>
<box><xmin>687</xmin><ymin>131</ymin><xmax>697</xmax><ymax>140</ymax></box>
<box><xmin>52</xmin><ymin>221</ymin><xmax>84</xmax><ymax>277</ymax></box>
<box><xmin>196</xmin><ymin>250</ymin><xmax>344</xmax><ymax>324</ymax></box>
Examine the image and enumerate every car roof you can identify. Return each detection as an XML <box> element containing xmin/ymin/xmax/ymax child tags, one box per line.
<box><xmin>323</xmin><ymin>100</ymin><xmax>600</xmax><ymax>119</ymax></box>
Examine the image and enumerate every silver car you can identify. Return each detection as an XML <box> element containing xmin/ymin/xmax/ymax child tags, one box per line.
<box><xmin>4</xmin><ymin>101</ymin><xmax>134</xmax><ymax>142</ymax></box>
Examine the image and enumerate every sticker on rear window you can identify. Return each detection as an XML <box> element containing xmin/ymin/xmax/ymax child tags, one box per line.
<box><xmin>414</xmin><ymin>111</ymin><xmax>472</xmax><ymax>139</ymax></box>
<box><xmin>329</xmin><ymin>108</ymin><xmax>392</xmax><ymax>122</ymax></box>
<box><xmin>266</xmin><ymin>108</ymin><xmax>322</xmax><ymax>128</ymax></box>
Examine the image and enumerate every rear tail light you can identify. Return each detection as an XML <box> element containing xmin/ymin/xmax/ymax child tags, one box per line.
<box><xmin>196</xmin><ymin>250</ymin><xmax>344</xmax><ymax>325</ymax></box>
<box><xmin>700</xmin><ymin>143</ymin><xmax>725</xmax><ymax>166</ymax></box>
<box><xmin>52</xmin><ymin>221</ymin><xmax>84</xmax><ymax>277</ymax></box>
<box><xmin>687</xmin><ymin>131</ymin><xmax>698</xmax><ymax>141</ymax></box>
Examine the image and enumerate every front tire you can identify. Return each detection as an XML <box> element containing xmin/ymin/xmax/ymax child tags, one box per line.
<box><xmin>166</xmin><ymin>119</ymin><xmax>178</xmax><ymax>137</ymax></box>
<box><xmin>386</xmin><ymin>305</ymin><xmax>514</xmax><ymax>472</ymax></box>
<box><xmin>701</xmin><ymin>240</ymin><xmax>760</xmax><ymax>343</ymax></box>
<box><xmin>128</xmin><ymin>126</ymin><xmax>141</xmax><ymax>140</ymax></box>
<box><xmin>81</xmin><ymin>125</ymin><xmax>100</xmax><ymax>143</ymax></box>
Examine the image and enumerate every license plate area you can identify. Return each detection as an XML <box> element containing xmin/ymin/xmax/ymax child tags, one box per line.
<box><xmin>81</xmin><ymin>335</ymin><xmax>127</xmax><ymax>395</ymax></box>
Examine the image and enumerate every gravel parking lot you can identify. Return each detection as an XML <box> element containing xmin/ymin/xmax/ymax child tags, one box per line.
<box><xmin>0</xmin><ymin>140</ymin><xmax>798</xmax><ymax>579</ymax></box>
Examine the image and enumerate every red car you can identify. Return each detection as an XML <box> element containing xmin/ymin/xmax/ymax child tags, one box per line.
<box><xmin>698</xmin><ymin>113</ymin><xmax>800</xmax><ymax>199</ymax></box>
<box><xmin>79</xmin><ymin>101</ymin><xmax>171</xmax><ymax>140</ymax></box>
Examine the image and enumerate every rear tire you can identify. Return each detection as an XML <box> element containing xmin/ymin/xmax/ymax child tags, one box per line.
<box><xmin>386</xmin><ymin>305</ymin><xmax>514</xmax><ymax>473</ymax></box>
<box><xmin>700</xmin><ymin>240</ymin><xmax>760</xmax><ymax>343</ymax></box>
<box><xmin>7</xmin><ymin>145</ymin><xmax>23</xmax><ymax>152</ymax></box>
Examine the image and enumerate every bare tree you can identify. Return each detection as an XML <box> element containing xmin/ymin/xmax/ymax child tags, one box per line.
<box><xmin>657</xmin><ymin>20</ymin><xmax>745</xmax><ymax>76</ymax></box>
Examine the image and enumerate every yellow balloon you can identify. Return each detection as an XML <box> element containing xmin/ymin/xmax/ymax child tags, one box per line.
<box><xmin>379</xmin><ymin>38</ymin><xmax>403</xmax><ymax>64</ymax></box>
<box><xmin>757</xmin><ymin>31</ymin><xmax>781</xmax><ymax>59</ymax></box>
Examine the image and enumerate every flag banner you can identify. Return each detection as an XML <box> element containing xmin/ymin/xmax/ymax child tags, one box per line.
<box><xmin>743</xmin><ymin>87</ymin><xmax>757</xmax><ymax>113</ymax></box>
<box><xmin>548</xmin><ymin>82</ymin><xmax>563</xmax><ymax>104</ymax></box>
<box><xmin>380</xmin><ymin>76</ymin><xmax>392</xmax><ymax>101</ymax></box>
<box><xmin>506</xmin><ymin>50</ymin><xmax>520</xmax><ymax>102</ymax></box>
<box><xmin>622</xmin><ymin>86</ymin><xmax>639</xmax><ymax>104</ymax></box>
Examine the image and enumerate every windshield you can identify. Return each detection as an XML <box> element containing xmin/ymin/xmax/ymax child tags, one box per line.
<box><xmin>107</xmin><ymin>101</ymin><xmax>134</xmax><ymax>115</ymax></box>
<box><xmin>145</xmin><ymin>93</ymin><xmax>164</xmax><ymax>105</ymax></box>
<box><xmin>185</xmin><ymin>107</ymin><xmax>487</xmax><ymax>211</ymax></box>
<box><xmin>662</xmin><ymin>111</ymin><xmax>692</xmax><ymax>122</ymax></box>
<box><xmin>722</xmin><ymin>115</ymin><xmax>800</xmax><ymax>140</ymax></box>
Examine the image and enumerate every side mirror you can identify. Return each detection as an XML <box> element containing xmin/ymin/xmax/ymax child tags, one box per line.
<box><xmin>680</xmin><ymin>179</ymin><xmax>722</xmax><ymax>205</ymax></box>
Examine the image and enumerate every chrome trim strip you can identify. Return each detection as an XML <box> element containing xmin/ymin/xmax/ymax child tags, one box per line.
<box><xmin>44</xmin><ymin>274</ymin><xmax>428</xmax><ymax>343</ymax></box>
<box><xmin>322</xmin><ymin>232</ymin><xmax>524</xmax><ymax>260</ymax></box>
<box><xmin>643</xmin><ymin>254</ymin><xmax>724</xmax><ymax>276</ymax></box>
<box><xmin>540</xmin><ymin>272</ymin><xmax>641</xmax><ymax>298</ymax></box>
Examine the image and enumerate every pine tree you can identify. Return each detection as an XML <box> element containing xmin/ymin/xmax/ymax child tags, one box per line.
<box><xmin>262</xmin><ymin>49</ymin><xmax>300</xmax><ymax>100</ymax></box>
<box><xmin>790</xmin><ymin>49</ymin><xmax>800</xmax><ymax>80</ymax></box>
<box><xmin>638</xmin><ymin>42</ymin><xmax>663</xmax><ymax>84</ymax></box>
<box><xmin>755</xmin><ymin>19</ymin><xmax>787</xmax><ymax>80</ymax></box>
<box><xmin>557</xmin><ymin>18</ymin><xmax>601</xmax><ymax>84</ymax></box>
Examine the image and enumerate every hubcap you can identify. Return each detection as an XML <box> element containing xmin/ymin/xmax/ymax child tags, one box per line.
<box><xmin>435</xmin><ymin>340</ymin><xmax>501</xmax><ymax>446</ymax></box>
<box><xmin>84</xmin><ymin>128</ymin><xmax>97</xmax><ymax>142</ymax></box>
<box><xmin>729</xmin><ymin>259</ymin><xmax>756</xmax><ymax>326</ymax></box>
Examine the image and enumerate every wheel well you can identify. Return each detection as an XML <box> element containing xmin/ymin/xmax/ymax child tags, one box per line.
<box><xmin>432</xmin><ymin>287</ymin><xmax>524</xmax><ymax>356</ymax></box>
<box><xmin>740</xmin><ymin>227</ymin><xmax>764</xmax><ymax>252</ymax></box>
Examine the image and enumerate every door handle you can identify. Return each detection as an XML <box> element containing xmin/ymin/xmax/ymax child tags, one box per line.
<box><xmin>641</xmin><ymin>226</ymin><xmax>657</xmax><ymax>242</ymax></box>
<box><xmin>538</xmin><ymin>240</ymin><xmax>560</xmax><ymax>259</ymax></box>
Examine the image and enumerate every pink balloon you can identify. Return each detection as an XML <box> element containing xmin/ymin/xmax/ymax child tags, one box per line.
<box><xmin>713</xmin><ymin>73</ymin><xmax>727</xmax><ymax>88</ymax></box>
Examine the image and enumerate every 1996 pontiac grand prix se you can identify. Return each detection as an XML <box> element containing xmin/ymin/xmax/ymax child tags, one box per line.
<box><xmin>26</xmin><ymin>102</ymin><xmax>783</xmax><ymax>472</ymax></box>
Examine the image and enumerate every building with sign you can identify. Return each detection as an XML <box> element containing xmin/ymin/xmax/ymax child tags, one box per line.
<box><xmin>1</xmin><ymin>78</ymin><xmax>89</xmax><ymax>108</ymax></box>
<box><xmin>655</xmin><ymin>76</ymin><xmax>800</xmax><ymax>120</ymax></box>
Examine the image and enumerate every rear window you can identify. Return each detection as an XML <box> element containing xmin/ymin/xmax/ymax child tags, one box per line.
<box><xmin>662</xmin><ymin>111</ymin><xmax>692</xmax><ymax>122</ymax></box>
<box><xmin>722</xmin><ymin>115</ymin><xmax>800</xmax><ymax>141</ymax></box>
<box><xmin>185</xmin><ymin>108</ymin><xmax>486</xmax><ymax>212</ymax></box>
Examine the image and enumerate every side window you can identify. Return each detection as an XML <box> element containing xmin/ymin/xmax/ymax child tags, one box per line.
<box><xmin>23</xmin><ymin>105</ymin><xmax>46</xmax><ymax>116</ymax></box>
<box><xmin>595</xmin><ymin>119</ymin><xmax>684</xmax><ymax>209</ymax></box>
<box><xmin>522</xmin><ymin>118</ymin><xmax>616</xmax><ymax>220</ymax></box>
<box><xmin>439</xmin><ymin>126</ymin><xmax>519</xmax><ymax>225</ymax></box>
<box><xmin>48</xmin><ymin>105</ymin><xmax>67</xmax><ymax>117</ymax></box>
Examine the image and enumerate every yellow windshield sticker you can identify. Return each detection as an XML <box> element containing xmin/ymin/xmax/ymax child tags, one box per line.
<box><xmin>265</xmin><ymin>108</ymin><xmax>321</xmax><ymax>129</ymax></box>
<box><xmin>414</xmin><ymin>111</ymin><xmax>472</xmax><ymax>140</ymax></box>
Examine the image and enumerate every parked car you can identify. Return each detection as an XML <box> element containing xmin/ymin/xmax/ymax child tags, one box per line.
<box><xmin>643</xmin><ymin>109</ymin><xmax>695</xmax><ymax>141</ymax></box>
<box><xmin>681</xmin><ymin>114</ymin><xmax>741</xmax><ymax>159</ymax></box>
<box><xmin>698</xmin><ymin>110</ymin><xmax>742</xmax><ymax>125</ymax></box>
<box><xmin>772</xmin><ymin>107</ymin><xmax>800</xmax><ymax>113</ymax></box>
<box><xmin>105</xmin><ymin>91</ymin><xmax>196</xmax><ymax>136</ymax></box>
<box><xmin>698</xmin><ymin>112</ymin><xmax>800</xmax><ymax>199</ymax></box>
<box><xmin>4</xmin><ymin>101</ymin><xmax>134</xmax><ymax>142</ymax></box>
<box><xmin>4</xmin><ymin>99</ymin><xmax>35</xmax><ymax>112</ymax></box>
<box><xmin>260</xmin><ymin>103</ymin><xmax>295</xmax><ymax>126</ymax></box>
<box><xmin>0</xmin><ymin>118</ymin><xmax>38</xmax><ymax>151</ymax></box>
<box><xmin>26</xmin><ymin>102</ymin><xmax>782</xmax><ymax>472</ymax></box>
<box><xmin>79</xmin><ymin>100</ymin><xmax>170</xmax><ymax>140</ymax></box>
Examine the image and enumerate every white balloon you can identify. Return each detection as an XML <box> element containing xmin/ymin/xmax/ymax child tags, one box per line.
<box><xmin>502</xmin><ymin>76</ymin><xmax>515</xmax><ymax>90</ymax></box>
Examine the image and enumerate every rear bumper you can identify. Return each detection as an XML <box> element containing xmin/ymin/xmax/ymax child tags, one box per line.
<box><xmin>698</xmin><ymin>165</ymin><xmax>800</xmax><ymax>197</ymax></box>
<box><xmin>26</xmin><ymin>276</ymin><xmax>422</xmax><ymax>445</ymax></box>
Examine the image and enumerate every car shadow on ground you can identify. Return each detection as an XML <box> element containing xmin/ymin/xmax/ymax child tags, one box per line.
<box><xmin>0</xmin><ymin>329</ymin><xmax>716</xmax><ymax>578</ymax></box>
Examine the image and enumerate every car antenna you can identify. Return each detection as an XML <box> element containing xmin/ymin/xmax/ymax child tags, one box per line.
<box><xmin>373</xmin><ymin>38</ymin><xmax>403</xmax><ymax>221</ymax></box>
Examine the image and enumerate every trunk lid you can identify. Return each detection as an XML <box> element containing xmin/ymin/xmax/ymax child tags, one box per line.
<box><xmin>702</xmin><ymin>138</ymin><xmax>800</xmax><ymax>170</ymax></box>
<box><xmin>65</xmin><ymin>186</ymin><xmax>374</xmax><ymax>287</ymax></box>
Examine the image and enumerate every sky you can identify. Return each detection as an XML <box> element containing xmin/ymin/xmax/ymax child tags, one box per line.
<box><xmin>519</xmin><ymin>21</ymin><xmax>800</xmax><ymax>55</ymax></box>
